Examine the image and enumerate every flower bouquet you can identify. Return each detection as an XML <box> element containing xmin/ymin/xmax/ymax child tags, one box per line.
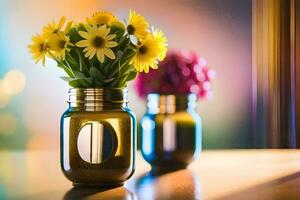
<box><xmin>28</xmin><ymin>11</ymin><xmax>167</xmax><ymax>187</ymax></box>
<box><xmin>28</xmin><ymin>10</ymin><xmax>167</xmax><ymax>88</ymax></box>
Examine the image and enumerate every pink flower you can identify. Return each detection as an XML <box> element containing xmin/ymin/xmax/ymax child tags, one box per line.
<box><xmin>134</xmin><ymin>49</ymin><xmax>215</xmax><ymax>99</ymax></box>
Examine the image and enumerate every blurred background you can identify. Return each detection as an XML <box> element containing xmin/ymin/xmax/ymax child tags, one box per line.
<box><xmin>0</xmin><ymin>0</ymin><xmax>253</xmax><ymax>150</ymax></box>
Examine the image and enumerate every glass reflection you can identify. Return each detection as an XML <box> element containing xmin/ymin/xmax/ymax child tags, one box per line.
<box><xmin>77</xmin><ymin>122</ymin><xmax>113</xmax><ymax>164</ymax></box>
<box><xmin>134</xmin><ymin>169</ymin><xmax>202</xmax><ymax>200</ymax></box>
<box><xmin>64</xmin><ymin>186</ymin><xmax>136</xmax><ymax>200</ymax></box>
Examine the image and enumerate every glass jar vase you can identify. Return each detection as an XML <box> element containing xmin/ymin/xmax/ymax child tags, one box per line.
<box><xmin>141</xmin><ymin>94</ymin><xmax>201</xmax><ymax>172</ymax></box>
<box><xmin>60</xmin><ymin>88</ymin><xmax>136</xmax><ymax>187</ymax></box>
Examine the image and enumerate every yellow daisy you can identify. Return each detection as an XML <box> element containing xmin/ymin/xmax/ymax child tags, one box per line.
<box><xmin>127</xmin><ymin>10</ymin><xmax>149</xmax><ymax>40</ymax></box>
<box><xmin>28</xmin><ymin>34</ymin><xmax>49</xmax><ymax>65</ymax></box>
<box><xmin>42</xmin><ymin>17</ymin><xmax>67</xmax><ymax>38</ymax></box>
<box><xmin>87</xmin><ymin>11</ymin><xmax>119</xmax><ymax>26</ymax></box>
<box><xmin>130</xmin><ymin>29</ymin><xmax>167</xmax><ymax>73</ymax></box>
<box><xmin>76</xmin><ymin>25</ymin><xmax>118</xmax><ymax>63</ymax></box>
<box><xmin>48</xmin><ymin>32</ymin><xmax>71</xmax><ymax>60</ymax></box>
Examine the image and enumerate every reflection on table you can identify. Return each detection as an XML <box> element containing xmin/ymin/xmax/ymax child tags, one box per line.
<box><xmin>0</xmin><ymin>150</ymin><xmax>300</xmax><ymax>199</ymax></box>
<box><xmin>63</xmin><ymin>186</ymin><xmax>135</xmax><ymax>200</ymax></box>
<box><xmin>132</xmin><ymin>170</ymin><xmax>201</xmax><ymax>200</ymax></box>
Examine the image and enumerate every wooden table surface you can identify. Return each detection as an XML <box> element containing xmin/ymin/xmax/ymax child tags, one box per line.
<box><xmin>0</xmin><ymin>150</ymin><xmax>300</xmax><ymax>200</ymax></box>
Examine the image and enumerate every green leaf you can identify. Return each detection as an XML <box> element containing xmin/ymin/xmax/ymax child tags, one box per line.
<box><xmin>126</xmin><ymin>71</ymin><xmax>138</xmax><ymax>81</ymax></box>
<box><xmin>77</xmin><ymin>78</ymin><xmax>93</xmax><ymax>87</ymax></box>
<box><xmin>114</xmin><ymin>51</ymin><xmax>124</xmax><ymax>64</ymax></box>
<box><xmin>60</xmin><ymin>77</ymin><xmax>76</xmax><ymax>82</ymax></box>
<box><xmin>117</xmin><ymin>74</ymin><xmax>130</xmax><ymax>87</ymax></box>
<box><xmin>75</xmin><ymin>49</ymin><xmax>90</xmax><ymax>74</ymax></box>
<box><xmin>57</xmin><ymin>62</ymin><xmax>75</xmax><ymax>78</ymax></box>
<box><xmin>88</xmin><ymin>58</ymin><xmax>95</xmax><ymax>68</ymax></box>
<box><xmin>110</xmin><ymin>25</ymin><xmax>125</xmax><ymax>41</ymax></box>
<box><xmin>69</xmin><ymin>80</ymin><xmax>82</xmax><ymax>87</ymax></box>
<box><xmin>66</xmin><ymin>53</ymin><xmax>78</xmax><ymax>65</ymax></box>
<box><xmin>64</xmin><ymin>54</ymin><xmax>79</xmax><ymax>72</ymax></box>
<box><xmin>107</xmin><ymin>51</ymin><xmax>124</xmax><ymax>78</ymax></box>
<box><xmin>69</xmin><ymin>77</ymin><xmax>93</xmax><ymax>88</ymax></box>
<box><xmin>111</xmin><ymin>73</ymin><xmax>128</xmax><ymax>87</ymax></box>
<box><xmin>101</xmin><ymin>57</ymin><xmax>112</xmax><ymax>76</ymax></box>
<box><xmin>73</xmin><ymin>70</ymin><xmax>87</xmax><ymax>79</ymax></box>
<box><xmin>93</xmin><ymin>80</ymin><xmax>104</xmax><ymax>87</ymax></box>
<box><xmin>109</xmin><ymin>54</ymin><xmax>133</xmax><ymax>78</ymax></box>
<box><xmin>90</xmin><ymin>67</ymin><xmax>105</xmax><ymax>81</ymax></box>
<box><xmin>121</xmin><ymin>64</ymin><xmax>135</xmax><ymax>75</ymax></box>
<box><xmin>118</xmin><ymin>37</ymin><xmax>131</xmax><ymax>51</ymax></box>
<box><xmin>102</xmin><ymin>77</ymin><xmax>115</xmax><ymax>83</ymax></box>
<box><xmin>68</xmin><ymin>24</ymin><xmax>85</xmax><ymax>43</ymax></box>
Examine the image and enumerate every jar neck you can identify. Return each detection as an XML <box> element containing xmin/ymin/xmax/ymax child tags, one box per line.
<box><xmin>68</xmin><ymin>88</ymin><xmax>128</xmax><ymax>111</ymax></box>
<box><xmin>146</xmin><ymin>94</ymin><xmax>197</xmax><ymax>114</ymax></box>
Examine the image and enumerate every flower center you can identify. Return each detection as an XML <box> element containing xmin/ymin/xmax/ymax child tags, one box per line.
<box><xmin>139</xmin><ymin>45</ymin><xmax>148</xmax><ymax>54</ymax></box>
<box><xmin>127</xmin><ymin>25</ymin><xmax>135</xmax><ymax>35</ymax></box>
<box><xmin>93</xmin><ymin>36</ymin><xmax>104</xmax><ymax>48</ymax></box>
<box><xmin>39</xmin><ymin>44</ymin><xmax>44</xmax><ymax>52</ymax></box>
<box><xmin>58</xmin><ymin>40</ymin><xmax>66</xmax><ymax>49</ymax></box>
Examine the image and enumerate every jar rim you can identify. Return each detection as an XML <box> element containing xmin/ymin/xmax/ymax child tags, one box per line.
<box><xmin>146</xmin><ymin>93</ymin><xmax>197</xmax><ymax>101</ymax></box>
<box><xmin>68</xmin><ymin>87</ymin><xmax>128</xmax><ymax>111</ymax></box>
<box><xmin>146</xmin><ymin>93</ymin><xmax>197</xmax><ymax>114</ymax></box>
<box><xmin>69</xmin><ymin>87</ymin><xmax>128</xmax><ymax>93</ymax></box>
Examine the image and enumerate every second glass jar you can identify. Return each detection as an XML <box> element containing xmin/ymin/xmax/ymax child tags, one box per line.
<box><xmin>141</xmin><ymin>94</ymin><xmax>202</xmax><ymax>172</ymax></box>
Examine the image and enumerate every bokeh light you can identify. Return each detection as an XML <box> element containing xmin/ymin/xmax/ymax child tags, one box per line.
<box><xmin>3</xmin><ymin>70</ymin><xmax>26</xmax><ymax>95</ymax></box>
<box><xmin>0</xmin><ymin>70</ymin><xmax>26</xmax><ymax>108</ymax></box>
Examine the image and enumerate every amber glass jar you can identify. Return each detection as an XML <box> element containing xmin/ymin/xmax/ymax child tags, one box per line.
<box><xmin>60</xmin><ymin>88</ymin><xmax>136</xmax><ymax>187</ymax></box>
<box><xmin>141</xmin><ymin>94</ymin><xmax>201</xmax><ymax>172</ymax></box>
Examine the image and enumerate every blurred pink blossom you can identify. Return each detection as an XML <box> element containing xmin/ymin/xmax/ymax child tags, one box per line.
<box><xmin>134</xmin><ymin>49</ymin><xmax>215</xmax><ymax>99</ymax></box>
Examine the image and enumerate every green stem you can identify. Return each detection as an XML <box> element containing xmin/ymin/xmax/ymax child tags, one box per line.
<box><xmin>56</xmin><ymin>59</ymin><xmax>75</xmax><ymax>78</ymax></box>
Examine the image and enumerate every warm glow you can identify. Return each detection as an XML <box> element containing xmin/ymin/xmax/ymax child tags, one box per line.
<box><xmin>3</xmin><ymin>70</ymin><xmax>26</xmax><ymax>95</ymax></box>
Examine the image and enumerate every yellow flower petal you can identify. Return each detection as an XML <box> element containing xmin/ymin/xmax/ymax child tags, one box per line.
<box><xmin>130</xmin><ymin>29</ymin><xmax>167</xmax><ymax>73</ymax></box>
<box><xmin>42</xmin><ymin>17</ymin><xmax>71</xmax><ymax>38</ymax></box>
<box><xmin>76</xmin><ymin>40</ymin><xmax>89</xmax><ymax>47</ymax></box>
<box><xmin>78</xmin><ymin>31</ymin><xmax>91</xmax><ymax>39</ymax></box>
<box><xmin>48</xmin><ymin>32</ymin><xmax>70</xmax><ymax>60</ymax></box>
<box><xmin>87</xmin><ymin>11</ymin><xmax>120</xmax><ymax>26</ymax></box>
<box><xmin>83</xmin><ymin>24</ymin><xmax>95</xmax><ymax>33</ymax></box>
<box><xmin>105</xmin><ymin>34</ymin><xmax>116</xmax><ymax>41</ymax></box>
<box><xmin>85</xmin><ymin>48</ymin><xmax>97</xmax><ymax>59</ymax></box>
<box><xmin>28</xmin><ymin>34</ymin><xmax>49</xmax><ymax>65</ymax></box>
<box><xmin>83</xmin><ymin>47</ymin><xmax>89</xmax><ymax>52</ymax></box>
<box><xmin>103</xmin><ymin>48</ymin><xmax>115</xmax><ymax>59</ymax></box>
<box><xmin>106</xmin><ymin>41</ymin><xmax>118</xmax><ymax>48</ymax></box>
<box><xmin>57</xmin><ymin>17</ymin><xmax>66</xmax><ymax>30</ymax></box>
<box><xmin>76</xmin><ymin>24</ymin><xmax>118</xmax><ymax>63</ymax></box>
<box><xmin>98</xmin><ymin>25</ymin><xmax>110</xmax><ymax>36</ymax></box>
<box><xmin>64</xmin><ymin>21</ymin><xmax>73</xmax><ymax>33</ymax></box>
<box><xmin>89</xmin><ymin>49</ymin><xmax>97</xmax><ymax>59</ymax></box>
<box><xmin>97</xmin><ymin>50</ymin><xmax>105</xmax><ymax>63</ymax></box>
<box><xmin>127</xmin><ymin>10</ymin><xmax>149</xmax><ymax>40</ymax></box>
